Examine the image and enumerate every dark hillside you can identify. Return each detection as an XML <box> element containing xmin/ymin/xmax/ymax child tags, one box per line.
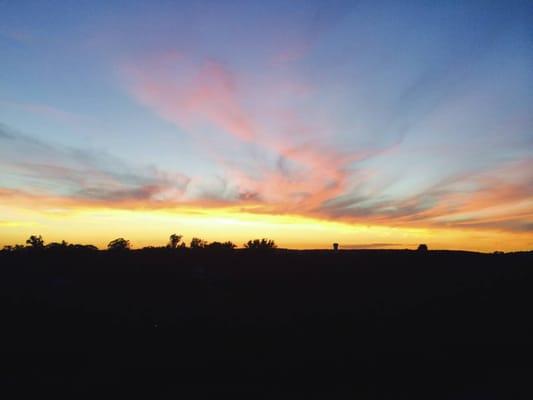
<box><xmin>1</xmin><ymin>250</ymin><xmax>532</xmax><ymax>398</ymax></box>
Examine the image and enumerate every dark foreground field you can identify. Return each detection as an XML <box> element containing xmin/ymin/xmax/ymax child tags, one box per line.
<box><xmin>1</xmin><ymin>249</ymin><xmax>532</xmax><ymax>398</ymax></box>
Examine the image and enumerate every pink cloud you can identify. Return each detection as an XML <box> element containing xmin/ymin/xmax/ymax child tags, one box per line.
<box><xmin>126</xmin><ymin>52</ymin><xmax>526</xmax><ymax>224</ymax></box>
<box><xmin>124</xmin><ymin>59</ymin><xmax>255</xmax><ymax>140</ymax></box>
<box><xmin>121</xmin><ymin>53</ymin><xmax>357</xmax><ymax>211</ymax></box>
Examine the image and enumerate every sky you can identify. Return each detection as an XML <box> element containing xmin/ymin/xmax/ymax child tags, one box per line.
<box><xmin>1</xmin><ymin>0</ymin><xmax>532</xmax><ymax>251</ymax></box>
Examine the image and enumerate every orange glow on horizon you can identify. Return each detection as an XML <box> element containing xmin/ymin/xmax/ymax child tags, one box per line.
<box><xmin>1</xmin><ymin>202</ymin><xmax>532</xmax><ymax>252</ymax></box>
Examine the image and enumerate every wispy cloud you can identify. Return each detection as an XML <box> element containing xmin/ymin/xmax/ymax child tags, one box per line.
<box><xmin>111</xmin><ymin>45</ymin><xmax>533</xmax><ymax>234</ymax></box>
<box><xmin>0</xmin><ymin>100</ymin><xmax>89</xmax><ymax>125</ymax></box>
<box><xmin>124</xmin><ymin>58</ymin><xmax>256</xmax><ymax>141</ymax></box>
<box><xmin>4</xmin><ymin>118</ymin><xmax>530</xmax><ymax>234</ymax></box>
<box><xmin>320</xmin><ymin>159</ymin><xmax>533</xmax><ymax>232</ymax></box>
<box><xmin>121</xmin><ymin>54</ymin><xmax>383</xmax><ymax>213</ymax></box>
<box><xmin>0</xmin><ymin>124</ymin><xmax>190</xmax><ymax>206</ymax></box>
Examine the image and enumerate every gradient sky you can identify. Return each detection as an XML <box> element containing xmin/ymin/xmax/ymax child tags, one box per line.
<box><xmin>1</xmin><ymin>0</ymin><xmax>532</xmax><ymax>251</ymax></box>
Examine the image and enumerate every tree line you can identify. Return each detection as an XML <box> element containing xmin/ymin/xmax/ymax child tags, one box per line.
<box><xmin>1</xmin><ymin>234</ymin><xmax>278</xmax><ymax>252</ymax></box>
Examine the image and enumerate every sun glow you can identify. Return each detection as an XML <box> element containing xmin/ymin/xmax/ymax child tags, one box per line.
<box><xmin>1</xmin><ymin>203</ymin><xmax>531</xmax><ymax>252</ymax></box>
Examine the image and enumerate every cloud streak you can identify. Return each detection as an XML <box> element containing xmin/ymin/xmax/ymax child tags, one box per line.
<box><xmin>1</xmin><ymin>122</ymin><xmax>531</xmax><ymax>234</ymax></box>
<box><xmin>0</xmin><ymin>125</ymin><xmax>190</xmax><ymax>206</ymax></box>
<box><xmin>122</xmin><ymin>54</ymin><xmax>361</xmax><ymax>212</ymax></box>
<box><xmin>125</xmin><ymin>59</ymin><xmax>256</xmax><ymax>141</ymax></box>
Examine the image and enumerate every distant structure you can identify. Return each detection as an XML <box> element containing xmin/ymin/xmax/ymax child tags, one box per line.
<box><xmin>333</xmin><ymin>243</ymin><xmax>339</xmax><ymax>251</ymax></box>
<box><xmin>417</xmin><ymin>244</ymin><xmax>428</xmax><ymax>252</ymax></box>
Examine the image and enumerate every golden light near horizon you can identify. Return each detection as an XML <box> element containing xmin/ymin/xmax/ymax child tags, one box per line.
<box><xmin>1</xmin><ymin>203</ymin><xmax>531</xmax><ymax>252</ymax></box>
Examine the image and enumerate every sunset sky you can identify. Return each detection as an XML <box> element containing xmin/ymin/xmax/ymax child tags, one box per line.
<box><xmin>1</xmin><ymin>0</ymin><xmax>532</xmax><ymax>251</ymax></box>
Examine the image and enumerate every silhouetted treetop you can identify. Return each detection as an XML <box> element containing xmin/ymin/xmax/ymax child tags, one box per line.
<box><xmin>26</xmin><ymin>235</ymin><xmax>44</xmax><ymax>249</ymax></box>
<box><xmin>46</xmin><ymin>240</ymin><xmax>69</xmax><ymax>249</ymax></box>
<box><xmin>244</xmin><ymin>238</ymin><xmax>277</xmax><ymax>250</ymax></box>
<box><xmin>190</xmin><ymin>237</ymin><xmax>208</xmax><ymax>249</ymax></box>
<box><xmin>107</xmin><ymin>238</ymin><xmax>131</xmax><ymax>251</ymax></box>
<box><xmin>167</xmin><ymin>234</ymin><xmax>183</xmax><ymax>249</ymax></box>
<box><xmin>69</xmin><ymin>244</ymin><xmax>98</xmax><ymax>251</ymax></box>
<box><xmin>206</xmin><ymin>241</ymin><xmax>236</xmax><ymax>250</ymax></box>
<box><xmin>417</xmin><ymin>244</ymin><xmax>428</xmax><ymax>252</ymax></box>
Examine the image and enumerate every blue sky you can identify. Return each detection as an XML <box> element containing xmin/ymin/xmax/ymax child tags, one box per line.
<box><xmin>1</xmin><ymin>0</ymin><xmax>532</xmax><ymax>248</ymax></box>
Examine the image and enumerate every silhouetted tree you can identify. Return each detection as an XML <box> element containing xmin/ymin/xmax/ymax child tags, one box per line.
<box><xmin>190</xmin><ymin>237</ymin><xmax>208</xmax><ymax>249</ymax></box>
<box><xmin>206</xmin><ymin>241</ymin><xmax>236</xmax><ymax>250</ymax></box>
<box><xmin>244</xmin><ymin>238</ymin><xmax>277</xmax><ymax>250</ymax></box>
<box><xmin>167</xmin><ymin>234</ymin><xmax>183</xmax><ymax>249</ymax></box>
<box><xmin>26</xmin><ymin>235</ymin><xmax>44</xmax><ymax>249</ymax></box>
<box><xmin>4</xmin><ymin>244</ymin><xmax>26</xmax><ymax>252</ymax></box>
<box><xmin>417</xmin><ymin>244</ymin><xmax>428</xmax><ymax>252</ymax></box>
<box><xmin>333</xmin><ymin>243</ymin><xmax>339</xmax><ymax>251</ymax></box>
<box><xmin>46</xmin><ymin>240</ymin><xmax>68</xmax><ymax>250</ymax></box>
<box><xmin>69</xmin><ymin>244</ymin><xmax>98</xmax><ymax>251</ymax></box>
<box><xmin>107</xmin><ymin>238</ymin><xmax>130</xmax><ymax>251</ymax></box>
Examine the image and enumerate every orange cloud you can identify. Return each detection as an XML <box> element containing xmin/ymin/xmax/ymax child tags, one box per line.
<box><xmin>319</xmin><ymin>158</ymin><xmax>533</xmax><ymax>234</ymax></box>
